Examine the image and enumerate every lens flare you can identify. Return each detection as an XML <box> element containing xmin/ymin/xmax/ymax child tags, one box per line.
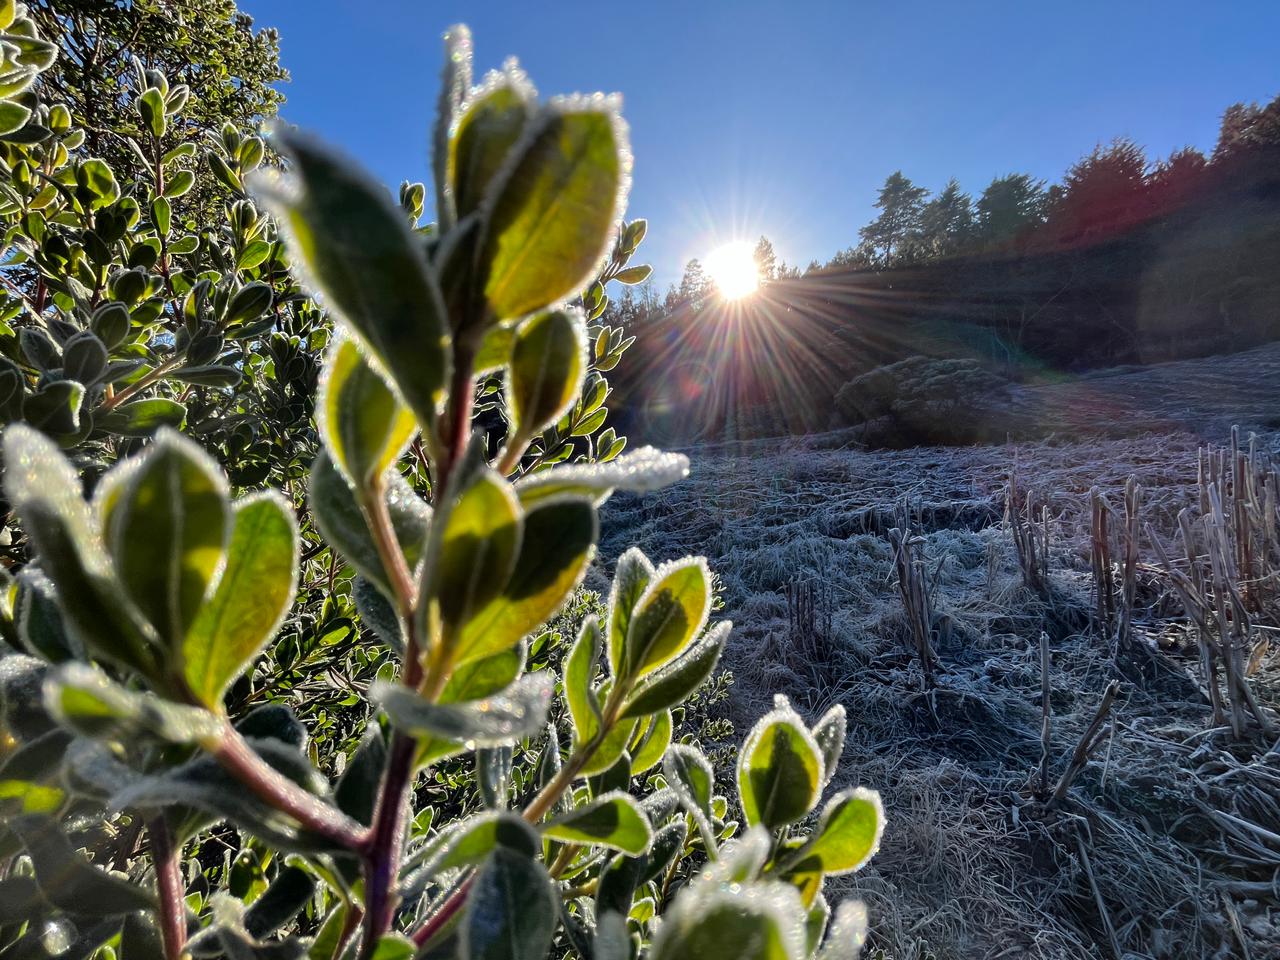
<box><xmin>705</xmin><ymin>241</ymin><xmax>759</xmax><ymax>300</ymax></box>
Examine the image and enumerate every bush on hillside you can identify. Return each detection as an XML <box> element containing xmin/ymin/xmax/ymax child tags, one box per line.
<box><xmin>835</xmin><ymin>355</ymin><xmax>1010</xmax><ymax>445</ymax></box>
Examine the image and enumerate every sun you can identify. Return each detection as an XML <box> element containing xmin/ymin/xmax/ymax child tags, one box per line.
<box><xmin>705</xmin><ymin>241</ymin><xmax>759</xmax><ymax>300</ymax></box>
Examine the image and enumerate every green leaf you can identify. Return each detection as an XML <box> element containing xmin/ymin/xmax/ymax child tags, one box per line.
<box><xmin>805</xmin><ymin>894</ymin><xmax>831</xmax><ymax>956</ymax></box>
<box><xmin>622</xmin><ymin>556</ymin><xmax>711</xmax><ymax>680</ymax></box>
<box><xmin>474</xmin><ymin>323</ymin><xmax>515</xmax><ymax>374</ymax></box>
<box><xmin>578</xmin><ymin>707</ymin><xmax>635</xmax><ymax>778</ymax></box>
<box><xmin>515</xmin><ymin>446</ymin><xmax>688</xmax><ymax>507</ymax></box>
<box><xmin>628</xmin><ymin>708</ymin><xmax>672</xmax><ymax>775</ymax></box>
<box><xmin>479</xmin><ymin>101</ymin><xmax>629</xmax><ymax>322</ymax></box>
<box><xmin>374</xmin><ymin>672</ymin><xmax>552</xmax><ymax>746</ymax></box>
<box><xmin>542</xmin><ymin>791</ymin><xmax>652</xmax><ymax>855</ymax></box>
<box><xmin>226</xmin><ymin>282</ymin><xmax>273</xmax><ymax>325</ymax></box>
<box><xmin>317</xmin><ymin>336</ymin><xmax>417</xmax><ymax>490</ymax></box>
<box><xmin>639</xmin><ymin>820</ymin><xmax>687</xmax><ymax>885</ymax></box>
<box><xmin>170</xmin><ymin>364</ymin><xmax>243</xmax><ymax>387</ymax></box>
<box><xmin>420</xmin><ymin>469</ymin><xmax>522</xmax><ymax>649</ymax></box>
<box><xmin>24</xmin><ymin>379</ymin><xmax>84</xmax><ymax>435</ymax></box>
<box><xmin>182</xmin><ymin>493</ymin><xmax>298</xmax><ymax>709</ymax></box>
<box><xmin>506</xmin><ymin>309</ymin><xmax>585</xmax><ymax>441</ymax></box>
<box><xmin>162</xmin><ymin>169</ymin><xmax>195</xmax><ymax>198</ymax></box>
<box><xmin>414</xmin><ymin>644</ymin><xmax>526</xmax><ymax>766</ymax></box>
<box><xmin>664</xmin><ymin>744</ymin><xmax>714</xmax><ymax>821</ymax></box>
<box><xmin>63</xmin><ymin>332</ymin><xmax>108</xmax><ymax>384</ymax></box>
<box><xmin>461</xmin><ymin>846</ymin><xmax>558</xmax><ymax>960</ymax></box>
<box><xmin>2</xmin><ymin>425</ymin><xmax>159</xmax><ymax>675</ymax></box>
<box><xmin>0</xmin><ymin>100</ymin><xmax>30</xmax><ymax>136</ymax></box>
<box><xmin>784</xmin><ymin>787</ymin><xmax>884</xmax><ymax>876</ymax></box>
<box><xmin>449</xmin><ymin>68</ymin><xmax>535</xmax><ymax>219</ymax></box>
<box><xmin>454</xmin><ymin>496</ymin><xmax>596</xmax><ymax>666</ymax></box>
<box><xmin>138</xmin><ymin>87</ymin><xmax>166</xmax><ymax>138</ymax></box>
<box><xmin>257</xmin><ymin>128</ymin><xmax>450</xmax><ymax>431</ymax></box>
<box><xmin>562</xmin><ymin>615</ymin><xmax>602</xmax><ymax>735</ymax></box>
<box><xmin>606</xmin><ymin>547</ymin><xmax>652</xmax><ymax>677</ymax></box>
<box><xmin>96</xmin><ymin>397</ymin><xmax>187</xmax><ymax>436</ymax></box>
<box><xmin>77</xmin><ymin>158</ymin><xmax>119</xmax><ymax>208</ymax></box>
<box><xmin>614</xmin><ymin>264</ymin><xmax>652</xmax><ymax>284</ymax></box>
<box><xmin>649</xmin><ymin>880</ymin><xmax>806</xmax><ymax>960</ymax></box>
<box><xmin>308</xmin><ymin>451</ymin><xmax>431</xmax><ymax>600</ymax></box>
<box><xmin>621</xmin><ymin>620</ymin><xmax>729</xmax><ymax>718</ymax></box>
<box><xmin>431</xmin><ymin>24</ymin><xmax>473</xmax><ymax>230</ymax></box>
<box><xmin>334</xmin><ymin>724</ymin><xmax>387</xmax><ymax>827</ymax></box>
<box><xmin>236</xmin><ymin>238</ymin><xmax>271</xmax><ymax>269</ymax></box>
<box><xmin>104</xmin><ymin>429</ymin><xmax>230</xmax><ymax>647</ymax></box>
<box><xmin>44</xmin><ymin>662</ymin><xmax>219</xmax><ymax>744</ymax></box>
<box><xmin>737</xmin><ymin>698</ymin><xmax>824</xmax><ymax>830</ymax></box>
<box><xmin>403</xmin><ymin>812</ymin><xmax>539</xmax><ymax>898</ymax></box>
<box><xmin>151</xmin><ymin>196</ymin><xmax>172</xmax><ymax>236</ymax></box>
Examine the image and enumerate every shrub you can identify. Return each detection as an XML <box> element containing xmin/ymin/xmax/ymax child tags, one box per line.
<box><xmin>834</xmin><ymin>356</ymin><xmax>1009</xmax><ymax>445</ymax></box>
<box><xmin>0</xmin><ymin>20</ymin><xmax>883</xmax><ymax>960</ymax></box>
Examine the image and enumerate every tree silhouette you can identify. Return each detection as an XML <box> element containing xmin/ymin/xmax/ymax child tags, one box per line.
<box><xmin>859</xmin><ymin>171</ymin><xmax>929</xmax><ymax>263</ymax></box>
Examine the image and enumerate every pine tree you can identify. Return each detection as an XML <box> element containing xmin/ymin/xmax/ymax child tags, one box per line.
<box><xmin>975</xmin><ymin>173</ymin><xmax>1047</xmax><ymax>247</ymax></box>
<box><xmin>753</xmin><ymin>236</ymin><xmax>779</xmax><ymax>282</ymax></box>
<box><xmin>858</xmin><ymin>171</ymin><xmax>929</xmax><ymax>263</ymax></box>
<box><xmin>917</xmin><ymin>178</ymin><xmax>975</xmax><ymax>259</ymax></box>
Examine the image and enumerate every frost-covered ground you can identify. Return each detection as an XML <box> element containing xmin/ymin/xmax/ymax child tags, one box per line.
<box><xmin>595</xmin><ymin>419</ymin><xmax>1280</xmax><ymax>960</ymax></box>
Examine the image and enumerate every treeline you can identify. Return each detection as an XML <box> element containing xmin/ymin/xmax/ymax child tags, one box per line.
<box><xmin>609</xmin><ymin>92</ymin><xmax>1280</xmax><ymax>443</ymax></box>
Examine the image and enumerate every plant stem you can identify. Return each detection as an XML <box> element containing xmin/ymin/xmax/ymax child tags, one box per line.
<box><xmin>148</xmin><ymin>817</ymin><xmax>186</xmax><ymax>960</ymax></box>
<box><xmin>409</xmin><ymin>721</ymin><xmax>616</xmax><ymax>949</ymax></box>
<box><xmin>100</xmin><ymin>354</ymin><xmax>182</xmax><ymax>411</ymax></box>
<box><xmin>361</xmin><ymin>480</ymin><xmax>418</xmax><ymax>634</ymax></box>
<box><xmin>359</xmin><ymin>730</ymin><xmax>417</xmax><ymax>952</ymax></box>
<box><xmin>210</xmin><ymin>726</ymin><xmax>365</xmax><ymax>849</ymax></box>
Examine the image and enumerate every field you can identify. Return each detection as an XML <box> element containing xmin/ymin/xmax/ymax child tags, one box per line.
<box><xmin>596</xmin><ymin>352</ymin><xmax>1280</xmax><ymax>959</ymax></box>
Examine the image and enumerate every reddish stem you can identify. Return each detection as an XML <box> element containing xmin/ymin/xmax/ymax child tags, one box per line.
<box><xmin>148</xmin><ymin>818</ymin><xmax>186</xmax><ymax>960</ymax></box>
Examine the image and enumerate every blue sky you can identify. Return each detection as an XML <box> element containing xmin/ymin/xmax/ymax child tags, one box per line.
<box><xmin>242</xmin><ymin>0</ymin><xmax>1280</xmax><ymax>288</ymax></box>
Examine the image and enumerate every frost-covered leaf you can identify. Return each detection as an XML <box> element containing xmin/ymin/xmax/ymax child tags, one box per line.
<box><xmin>449</xmin><ymin>66</ymin><xmax>535</xmax><ymax>219</ymax></box>
<box><xmin>256</xmin><ymin>128</ymin><xmax>450</xmax><ymax>429</ymax></box>
<box><xmin>317</xmin><ymin>336</ymin><xmax>417</xmax><ymax>490</ymax></box>
<box><xmin>506</xmin><ymin>309</ymin><xmax>585</xmax><ymax>441</ymax></box>
<box><xmin>563</xmin><ymin>614</ymin><xmax>602</xmax><ymax>734</ymax></box>
<box><xmin>649</xmin><ymin>876</ymin><xmax>806</xmax><ymax>960</ymax></box>
<box><xmin>9</xmin><ymin>814</ymin><xmax>157</xmax><ymax>917</ymax></box>
<box><xmin>422</xmin><ymin>469</ymin><xmax>522</xmax><ymax>651</ymax></box>
<box><xmin>606</xmin><ymin>547</ymin><xmax>652</xmax><ymax>676</ymax></box>
<box><xmin>309</xmin><ymin>451</ymin><xmax>431</xmax><ymax>600</ymax></box>
<box><xmin>461</xmin><ymin>846</ymin><xmax>557</xmax><ymax>960</ymax></box>
<box><xmin>44</xmin><ymin>662</ymin><xmax>219</xmax><ymax>744</ymax></box>
<box><xmin>182</xmin><ymin>493</ymin><xmax>298</xmax><ymax>709</ymax></box>
<box><xmin>816</xmin><ymin>900</ymin><xmax>869</xmax><ymax>960</ymax></box>
<box><xmin>542</xmin><ymin>791</ymin><xmax>652</xmax><ymax>855</ymax></box>
<box><xmin>622</xmin><ymin>557</ymin><xmax>711</xmax><ymax>679</ymax></box>
<box><xmin>105</xmin><ymin>429</ymin><xmax>230</xmax><ymax>648</ymax></box>
<box><xmin>664</xmin><ymin>743</ymin><xmax>714</xmax><ymax>824</ymax></box>
<box><xmin>374</xmin><ymin>672</ymin><xmax>552</xmax><ymax>746</ymax></box>
<box><xmin>622</xmin><ymin>620</ymin><xmax>729</xmax><ymax>718</ymax></box>
<box><xmin>479</xmin><ymin>100</ymin><xmax>629</xmax><ymax>322</ymax></box>
<box><xmin>785</xmin><ymin>787</ymin><xmax>884</xmax><ymax>877</ymax></box>
<box><xmin>516</xmin><ymin>446</ymin><xmax>689</xmax><ymax>506</ymax></box>
<box><xmin>629</xmin><ymin>708</ymin><xmax>672</xmax><ymax>775</ymax></box>
<box><xmin>812</xmin><ymin>704</ymin><xmax>847</xmax><ymax>789</ymax></box>
<box><xmin>3</xmin><ymin>425</ymin><xmax>158</xmax><ymax>675</ymax></box>
<box><xmin>737</xmin><ymin>698</ymin><xmax>823</xmax><ymax>830</ymax></box>
<box><xmin>454</xmin><ymin>496</ymin><xmax>596</xmax><ymax>665</ymax></box>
